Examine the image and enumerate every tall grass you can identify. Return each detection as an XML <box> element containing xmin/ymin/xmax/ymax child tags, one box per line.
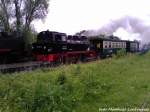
<box><xmin>1</xmin><ymin>52</ymin><xmax>150</xmax><ymax>112</ymax></box>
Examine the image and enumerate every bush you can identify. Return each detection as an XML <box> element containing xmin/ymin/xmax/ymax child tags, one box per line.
<box><xmin>57</xmin><ymin>72</ymin><xmax>67</xmax><ymax>85</ymax></box>
<box><xmin>23</xmin><ymin>31</ymin><xmax>37</xmax><ymax>55</ymax></box>
<box><xmin>113</xmin><ymin>49</ymin><xmax>126</xmax><ymax>59</ymax></box>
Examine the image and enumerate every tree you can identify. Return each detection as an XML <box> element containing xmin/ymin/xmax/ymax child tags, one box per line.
<box><xmin>0</xmin><ymin>0</ymin><xmax>49</xmax><ymax>53</ymax></box>
<box><xmin>23</xmin><ymin>0</ymin><xmax>49</xmax><ymax>31</ymax></box>
<box><xmin>0</xmin><ymin>0</ymin><xmax>49</xmax><ymax>32</ymax></box>
<box><xmin>22</xmin><ymin>0</ymin><xmax>49</xmax><ymax>51</ymax></box>
<box><xmin>0</xmin><ymin>0</ymin><xmax>11</xmax><ymax>31</ymax></box>
<box><xmin>14</xmin><ymin>0</ymin><xmax>22</xmax><ymax>32</ymax></box>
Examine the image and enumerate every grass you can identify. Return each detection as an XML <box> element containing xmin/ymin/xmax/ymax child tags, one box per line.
<box><xmin>1</xmin><ymin>52</ymin><xmax>150</xmax><ymax>112</ymax></box>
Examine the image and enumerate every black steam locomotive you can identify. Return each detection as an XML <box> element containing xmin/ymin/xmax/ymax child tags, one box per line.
<box><xmin>32</xmin><ymin>30</ymin><xmax>139</xmax><ymax>63</ymax></box>
<box><xmin>32</xmin><ymin>31</ymin><xmax>95</xmax><ymax>63</ymax></box>
<box><xmin>0</xmin><ymin>30</ymin><xmax>139</xmax><ymax>64</ymax></box>
<box><xmin>0</xmin><ymin>32</ymin><xmax>25</xmax><ymax>63</ymax></box>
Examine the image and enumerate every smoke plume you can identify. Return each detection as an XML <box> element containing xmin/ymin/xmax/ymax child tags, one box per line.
<box><xmin>83</xmin><ymin>16</ymin><xmax>150</xmax><ymax>44</ymax></box>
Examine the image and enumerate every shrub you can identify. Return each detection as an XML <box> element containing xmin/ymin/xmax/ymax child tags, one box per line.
<box><xmin>113</xmin><ymin>49</ymin><xmax>126</xmax><ymax>59</ymax></box>
<box><xmin>73</xmin><ymin>65</ymin><xmax>81</xmax><ymax>76</ymax></box>
<box><xmin>57</xmin><ymin>72</ymin><xmax>67</xmax><ymax>85</ymax></box>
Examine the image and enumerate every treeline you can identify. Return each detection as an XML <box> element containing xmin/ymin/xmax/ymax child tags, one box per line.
<box><xmin>0</xmin><ymin>0</ymin><xmax>50</xmax><ymax>45</ymax></box>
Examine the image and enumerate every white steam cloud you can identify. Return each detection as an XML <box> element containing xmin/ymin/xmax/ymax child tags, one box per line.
<box><xmin>83</xmin><ymin>16</ymin><xmax>150</xmax><ymax>44</ymax></box>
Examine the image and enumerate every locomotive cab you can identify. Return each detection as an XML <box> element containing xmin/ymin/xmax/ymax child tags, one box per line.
<box><xmin>37</xmin><ymin>30</ymin><xmax>67</xmax><ymax>43</ymax></box>
<box><xmin>32</xmin><ymin>31</ymin><xmax>67</xmax><ymax>54</ymax></box>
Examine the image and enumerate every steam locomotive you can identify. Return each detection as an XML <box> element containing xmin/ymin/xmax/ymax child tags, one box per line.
<box><xmin>32</xmin><ymin>30</ymin><xmax>139</xmax><ymax>63</ymax></box>
<box><xmin>0</xmin><ymin>30</ymin><xmax>139</xmax><ymax>64</ymax></box>
<box><xmin>32</xmin><ymin>31</ymin><xmax>96</xmax><ymax>63</ymax></box>
<box><xmin>0</xmin><ymin>31</ymin><xmax>25</xmax><ymax>63</ymax></box>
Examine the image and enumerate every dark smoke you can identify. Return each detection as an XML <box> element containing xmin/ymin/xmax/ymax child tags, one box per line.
<box><xmin>83</xmin><ymin>16</ymin><xmax>150</xmax><ymax>44</ymax></box>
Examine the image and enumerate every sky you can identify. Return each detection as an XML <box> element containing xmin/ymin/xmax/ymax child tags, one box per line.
<box><xmin>34</xmin><ymin>0</ymin><xmax>150</xmax><ymax>41</ymax></box>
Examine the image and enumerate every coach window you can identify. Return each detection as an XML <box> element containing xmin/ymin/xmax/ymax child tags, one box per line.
<box><xmin>122</xmin><ymin>42</ymin><xmax>124</xmax><ymax>48</ymax></box>
<box><xmin>62</xmin><ymin>35</ymin><xmax>66</xmax><ymax>42</ymax></box>
<box><xmin>107</xmin><ymin>41</ymin><xmax>109</xmax><ymax>48</ymax></box>
<box><xmin>111</xmin><ymin>42</ymin><xmax>113</xmax><ymax>48</ymax></box>
<box><xmin>105</xmin><ymin>42</ymin><xmax>107</xmax><ymax>48</ymax></box>
<box><xmin>113</xmin><ymin>42</ymin><xmax>115</xmax><ymax>48</ymax></box>
<box><xmin>136</xmin><ymin>43</ymin><xmax>138</xmax><ymax>48</ymax></box>
<box><xmin>116</xmin><ymin>42</ymin><xmax>118</xmax><ymax>48</ymax></box>
<box><xmin>118</xmin><ymin>42</ymin><xmax>120</xmax><ymax>48</ymax></box>
<box><xmin>114</xmin><ymin>42</ymin><xmax>116</xmax><ymax>48</ymax></box>
<box><xmin>109</xmin><ymin>42</ymin><xmax>111</xmax><ymax>48</ymax></box>
<box><xmin>131</xmin><ymin>43</ymin><xmax>134</xmax><ymax>48</ymax></box>
<box><xmin>124</xmin><ymin>42</ymin><xmax>126</xmax><ymax>48</ymax></box>
<box><xmin>120</xmin><ymin>42</ymin><xmax>122</xmax><ymax>48</ymax></box>
<box><xmin>113</xmin><ymin>42</ymin><xmax>116</xmax><ymax>48</ymax></box>
<box><xmin>115</xmin><ymin>42</ymin><xmax>117</xmax><ymax>48</ymax></box>
<box><xmin>120</xmin><ymin>43</ymin><xmax>122</xmax><ymax>48</ymax></box>
<box><xmin>103</xmin><ymin>41</ymin><xmax>106</xmax><ymax>48</ymax></box>
<box><xmin>114</xmin><ymin>43</ymin><xmax>116</xmax><ymax>48</ymax></box>
<box><xmin>134</xmin><ymin>43</ymin><xmax>137</xmax><ymax>48</ymax></box>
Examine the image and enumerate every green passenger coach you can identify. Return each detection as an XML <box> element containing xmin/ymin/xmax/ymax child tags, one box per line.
<box><xmin>89</xmin><ymin>36</ymin><xmax>139</xmax><ymax>58</ymax></box>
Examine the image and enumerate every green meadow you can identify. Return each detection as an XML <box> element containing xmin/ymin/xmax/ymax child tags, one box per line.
<box><xmin>0</xmin><ymin>52</ymin><xmax>150</xmax><ymax>112</ymax></box>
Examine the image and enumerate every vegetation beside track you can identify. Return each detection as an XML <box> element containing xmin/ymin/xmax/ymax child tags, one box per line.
<box><xmin>0</xmin><ymin>52</ymin><xmax>150</xmax><ymax>112</ymax></box>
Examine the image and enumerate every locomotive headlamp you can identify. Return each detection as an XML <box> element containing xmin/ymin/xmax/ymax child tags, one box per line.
<box><xmin>44</xmin><ymin>46</ymin><xmax>46</xmax><ymax>49</ymax></box>
<box><xmin>48</xmin><ymin>48</ymin><xmax>52</xmax><ymax>52</ymax></box>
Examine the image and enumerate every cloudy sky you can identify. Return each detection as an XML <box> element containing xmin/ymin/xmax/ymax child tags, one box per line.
<box><xmin>34</xmin><ymin>0</ymin><xmax>150</xmax><ymax>41</ymax></box>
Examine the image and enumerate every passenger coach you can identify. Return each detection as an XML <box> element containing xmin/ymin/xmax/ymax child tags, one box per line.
<box><xmin>89</xmin><ymin>36</ymin><xmax>139</xmax><ymax>58</ymax></box>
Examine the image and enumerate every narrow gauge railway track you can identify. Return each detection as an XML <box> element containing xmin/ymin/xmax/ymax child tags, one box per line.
<box><xmin>0</xmin><ymin>50</ymin><xmax>144</xmax><ymax>74</ymax></box>
<box><xmin>0</xmin><ymin>57</ymin><xmax>97</xmax><ymax>74</ymax></box>
<box><xmin>0</xmin><ymin>61</ymin><xmax>60</xmax><ymax>74</ymax></box>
